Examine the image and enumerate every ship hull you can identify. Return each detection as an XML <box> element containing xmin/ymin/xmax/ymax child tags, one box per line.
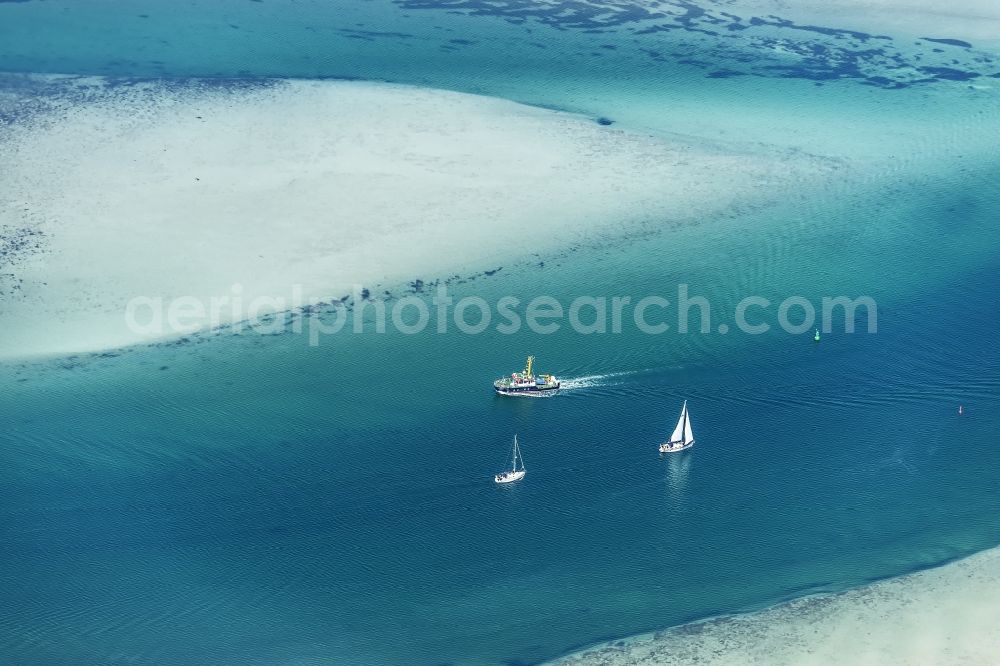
<box><xmin>494</xmin><ymin>384</ymin><xmax>560</xmax><ymax>397</ymax></box>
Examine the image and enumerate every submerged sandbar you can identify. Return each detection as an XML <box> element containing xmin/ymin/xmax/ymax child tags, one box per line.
<box><xmin>0</xmin><ymin>76</ymin><xmax>828</xmax><ymax>359</ymax></box>
<box><xmin>551</xmin><ymin>546</ymin><xmax>1000</xmax><ymax>665</ymax></box>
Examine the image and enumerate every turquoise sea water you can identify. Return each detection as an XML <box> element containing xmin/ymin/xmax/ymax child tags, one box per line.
<box><xmin>2</xmin><ymin>1</ymin><xmax>1000</xmax><ymax>664</ymax></box>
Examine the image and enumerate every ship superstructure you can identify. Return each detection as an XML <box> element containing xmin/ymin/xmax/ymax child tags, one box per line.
<box><xmin>493</xmin><ymin>356</ymin><xmax>560</xmax><ymax>396</ymax></box>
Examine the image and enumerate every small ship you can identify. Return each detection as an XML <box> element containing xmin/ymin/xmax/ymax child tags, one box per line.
<box><xmin>493</xmin><ymin>356</ymin><xmax>560</xmax><ymax>396</ymax></box>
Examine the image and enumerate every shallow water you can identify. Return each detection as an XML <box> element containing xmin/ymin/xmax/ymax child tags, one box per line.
<box><xmin>2</xmin><ymin>1</ymin><xmax>1000</xmax><ymax>664</ymax></box>
<box><xmin>3</xmin><ymin>157</ymin><xmax>999</xmax><ymax>664</ymax></box>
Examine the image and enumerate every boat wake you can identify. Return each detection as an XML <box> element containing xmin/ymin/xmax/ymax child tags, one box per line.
<box><xmin>559</xmin><ymin>371</ymin><xmax>638</xmax><ymax>391</ymax></box>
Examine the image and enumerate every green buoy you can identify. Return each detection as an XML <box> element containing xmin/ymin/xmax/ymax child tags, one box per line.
<box><xmin>814</xmin><ymin>329</ymin><xmax>821</xmax><ymax>342</ymax></box>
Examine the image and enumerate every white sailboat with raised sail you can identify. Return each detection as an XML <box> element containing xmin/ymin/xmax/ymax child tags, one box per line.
<box><xmin>659</xmin><ymin>400</ymin><xmax>695</xmax><ymax>453</ymax></box>
<box><xmin>495</xmin><ymin>435</ymin><xmax>526</xmax><ymax>484</ymax></box>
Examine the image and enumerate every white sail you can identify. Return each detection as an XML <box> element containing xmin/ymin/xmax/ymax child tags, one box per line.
<box><xmin>683</xmin><ymin>405</ymin><xmax>693</xmax><ymax>443</ymax></box>
<box><xmin>669</xmin><ymin>400</ymin><xmax>687</xmax><ymax>443</ymax></box>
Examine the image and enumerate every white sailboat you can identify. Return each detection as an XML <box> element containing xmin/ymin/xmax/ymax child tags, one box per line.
<box><xmin>659</xmin><ymin>400</ymin><xmax>695</xmax><ymax>453</ymax></box>
<box><xmin>495</xmin><ymin>435</ymin><xmax>526</xmax><ymax>484</ymax></box>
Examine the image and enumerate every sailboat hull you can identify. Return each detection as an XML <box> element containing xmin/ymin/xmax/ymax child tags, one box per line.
<box><xmin>659</xmin><ymin>440</ymin><xmax>694</xmax><ymax>453</ymax></box>
<box><xmin>495</xmin><ymin>470</ymin><xmax>526</xmax><ymax>484</ymax></box>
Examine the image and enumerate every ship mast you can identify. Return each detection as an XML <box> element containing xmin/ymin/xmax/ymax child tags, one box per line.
<box><xmin>525</xmin><ymin>355</ymin><xmax>534</xmax><ymax>378</ymax></box>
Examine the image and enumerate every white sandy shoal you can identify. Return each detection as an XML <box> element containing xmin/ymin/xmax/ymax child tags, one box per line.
<box><xmin>549</xmin><ymin>546</ymin><xmax>1000</xmax><ymax>666</ymax></box>
<box><xmin>731</xmin><ymin>0</ymin><xmax>1000</xmax><ymax>43</ymax></box>
<box><xmin>0</xmin><ymin>76</ymin><xmax>827</xmax><ymax>360</ymax></box>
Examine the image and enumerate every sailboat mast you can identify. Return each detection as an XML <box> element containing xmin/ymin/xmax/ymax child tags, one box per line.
<box><xmin>513</xmin><ymin>435</ymin><xmax>518</xmax><ymax>471</ymax></box>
